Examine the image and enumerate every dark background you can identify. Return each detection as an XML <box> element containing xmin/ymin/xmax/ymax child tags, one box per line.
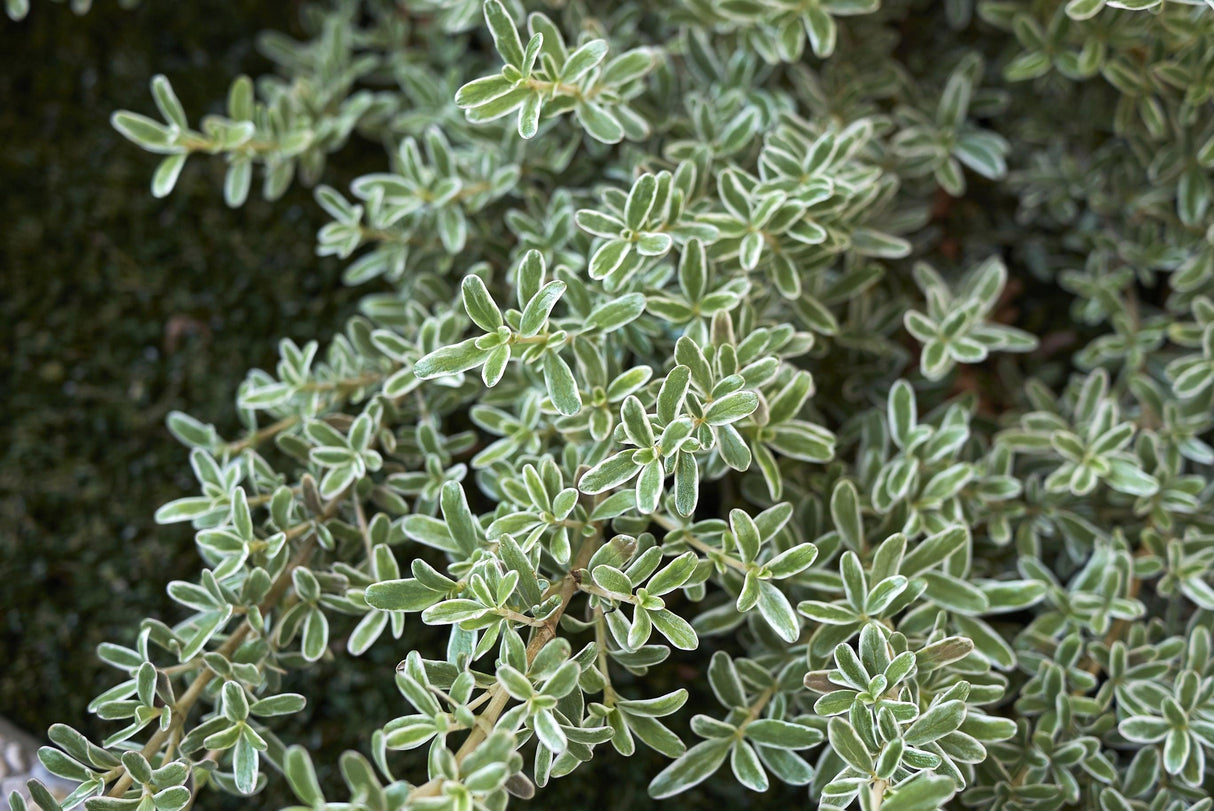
<box><xmin>0</xmin><ymin>3</ymin><xmax>791</xmax><ymax>808</ymax></box>
<box><xmin>0</xmin><ymin>0</ymin><xmax>359</xmax><ymax>797</ymax></box>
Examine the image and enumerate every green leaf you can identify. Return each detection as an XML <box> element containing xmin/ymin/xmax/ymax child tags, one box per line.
<box><xmin>902</xmin><ymin>526</ymin><xmax>968</xmax><ymax>576</ymax></box>
<box><xmin>493</xmin><ymin>665</ymin><xmax>532</xmax><ymax>701</ymax></box>
<box><xmin>224</xmin><ymin>159</ymin><xmax>252</xmax><ymax>208</ymax></box>
<box><xmin>586</xmin><ymin>292</ymin><xmax>646</xmax><ymax>332</ymax></box>
<box><xmin>647</xmin><ymin>552</ymin><xmax>698</xmax><ymax>596</ymax></box>
<box><xmin>26</xmin><ymin>781</ymin><xmax>63</xmax><ymax>811</ymax></box>
<box><xmin>755</xmin><ymin>582</ymin><xmax>799</xmax><ymax>643</ymax></box>
<box><xmin>483</xmin><ymin>0</ymin><xmax>524</xmax><ymax>67</ymax></box>
<box><xmin>804</xmin><ymin>5</ymin><xmax>837</xmax><ymax>57</ymax></box>
<box><xmin>1105</xmin><ymin>460</ymin><xmax>1159</xmax><ymax>497</ymax></box>
<box><xmin>414</xmin><ymin>338</ymin><xmax>491</xmax><ymax>379</ymax></box>
<box><xmin>1119</xmin><ymin>716</ymin><xmax>1169</xmax><ymax>743</ymax></box>
<box><xmin>465</xmin><ymin>85</ymin><xmax>530</xmax><ymax>122</ymax></box>
<box><xmin>617</xmin><ymin>689</ymin><xmax>688</xmax><ymax>718</ymax></box>
<box><xmin>888</xmin><ymin>380</ymin><xmax>916</xmax><ymax>447</ymax></box>
<box><xmin>456</xmin><ymin>75</ymin><xmax>518</xmax><ymax>108</ymax></box>
<box><xmin>746</xmin><ymin>719</ymin><xmax>824</xmax><ymax>749</ymax></box>
<box><xmin>579</xmin><ymin>101</ymin><xmax>625</xmax><ymax>143</ymax></box>
<box><xmin>543</xmin><ymin>351</ymin><xmax>582</xmax><ymax>416</ymax></box>
<box><xmin>635</xmin><ymin>459</ymin><xmax>664</xmax><ymax>514</ymax></box>
<box><xmin>704</xmin><ymin>391</ymin><xmax>758</xmax><ymax>426</ymax></box>
<box><xmin>533</xmin><ymin>708</ymin><xmax>567</xmax><ymax>753</ymax></box>
<box><xmin>249</xmin><ymin>693</ymin><xmax>306</xmax><ymax>717</ymax></box>
<box><xmin>150</xmin><ymin>74</ymin><xmax>187</xmax><ymax>129</ymax></box>
<box><xmin>766</xmin><ymin>543</ymin><xmax>818</xmax><ymax>579</ymax></box>
<box><xmin>851</xmin><ymin>228</ymin><xmax>912</xmax><ymax>259</ymax></box>
<box><xmin>603</xmin><ymin>48</ymin><xmax>656</xmax><ymax>85</ymax></box>
<box><xmin>232</xmin><ymin>728</ymin><xmax>259</xmax><ymax>794</ymax></box>
<box><xmin>650</xmin><ymin>608</ymin><xmax>698</xmax><ymax>650</ymax></box>
<box><xmin>921</xmin><ymin>571</ymin><xmax>989</xmax><ymax>614</ymax></box>
<box><xmin>111</xmin><ymin>111</ymin><xmax>176</xmax><ymax>152</ymax></box>
<box><xmin>730</xmin><ymin>509</ymin><xmax>761</xmax><ymax>563</ymax></box>
<box><xmin>461</xmin><ymin>275</ymin><xmax>503</xmax><ymax>332</ymax></box>
<box><xmin>920</xmin><ymin>463</ymin><xmax>973</xmax><ymax>503</ymax></box>
<box><xmin>580</xmin><ymin>452</ymin><xmax>640</xmax><ymax>493</ymax></box>
<box><xmin>301</xmin><ymin>608</ymin><xmax>329</xmax><ymax>662</ymax></box>
<box><xmin>151</xmin><ymin>153</ymin><xmax>188</xmax><ymax>198</ymax></box>
<box><xmin>38</xmin><ymin>748</ymin><xmax>93</xmax><ymax>783</ymax></box>
<box><xmin>227</xmin><ymin>75</ymin><xmax>254</xmax><ymax>121</ymax></box>
<box><xmin>482</xmin><ymin>344</ymin><xmax>510</xmax><ymax>387</ymax></box>
<box><xmin>830</xmin><ymin>480</ymin><xmax>863</xmax><ymax>550</ymax></box>
<box><xmin>625</xmin><ymin>173</ymin><xmax>659</xmax><ymax>231</ymax></box>
<box><xmin>520</xmin><ymin>280</ymin><xmax>566</xmax><ymax>337</ymax></box>
<box><xmin>904</xmin><ymin>700</ymin><xmax>966</xmax><ymax>745</ymax></box>
<box><xmin>707</xmin><ymin>651</ymin><xmax>746</xmax><ymax>707</ymax></box>
<box><xmin>521</xmin><ymin>33</ymin><xmax>543</xmax><ymax>77</ymax></box>
<box><xmin>1065</xmin><ymin>0</ymin><xmax>1105</xmax><ymax>18</ymax></box>
<box><xmin>798</xmin><ymin>600</ymin><xmax>857</xmax><ymax>625</ymax></box>
<box><xmin>621</xmin><ymin>395</ymin><xmax>655</xmax><ymax>447</ymax></box>
<box><xmin>576</xmin><ymin>209</ymin><xmax>625</xmax><ymax>238</ymax></box>
<box><xmin>648</xmin><ymin>737</ymin><xmax>732</xmax><ymax>799</ymax></box>
<box><xmin>155</xmin><ymin>497</ymin><xmax>217</xmax><ymax>524</ymax></box>
<box><xmin>561</xmin><ymin>39</ymin><xmax>609</xmax><ymax>84</ymax></box>
<box><xmin>915</xmin><ymin>636</ymin><xmax>974</xmax><ymax>671</ymax></box>
<box><xmin>347</xmin><ymin>611</ymin><xmax>387</xmax><ymax>655</ymax></box>
<box><xmin>518</xmin><ymin>91</ymin><xmax>542</xmax><ymax>139</ymax></box>
<box><xmin>730</xmin><ymin>740</ymin><xmax>768</xmax><ymax>791</ymax></box>
<box><xmin>881</xmin><ymin>774</ymin><xmax>957</xmax><ymax>811</ymax></box>
<box><xmin>827</xmin><ymin>717</ymin><xmax>872</xmax><ymax>772</ymax></box>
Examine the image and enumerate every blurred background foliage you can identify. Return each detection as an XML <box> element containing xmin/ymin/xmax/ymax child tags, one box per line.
<box><xmin>0</xmin><ymin>4</ymin><xmax>765</xmax><ymax>807</ymax></box>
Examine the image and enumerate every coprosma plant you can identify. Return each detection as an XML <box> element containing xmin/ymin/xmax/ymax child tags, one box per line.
<box><xmin>9</xmin><ymin>0</ymin><xmax>1214</xmax><ymax>809</ymax></box>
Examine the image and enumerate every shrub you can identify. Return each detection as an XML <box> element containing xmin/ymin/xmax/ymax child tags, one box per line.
<box><xmin>11</xmin><ymin>1</ymin><xmax>1214</xmax><ymax>810</ymax></box>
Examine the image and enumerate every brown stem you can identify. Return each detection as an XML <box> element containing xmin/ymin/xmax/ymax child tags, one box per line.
<box><xmin>225</xmin><ymin>415</ymin><xmax>300</xmax><ymax>455</ymax></box>
<box><xmin>593</xmin><ymin>608</ymin><xmax>617</xmax><ymax>707</ymax></box>
<box><xmin>299</xmin><ymin>373</ymin><xmax>384</xmax><ymax>393</ymax></box>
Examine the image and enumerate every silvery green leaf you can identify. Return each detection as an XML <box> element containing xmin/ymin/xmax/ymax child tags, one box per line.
<box><xmin>455</xmin><ymin>75</ymin><xmax>519</xmax><ymax>108</ymax></box>
<box><xmin>151</xmin><ymin>153</ymin><xmax>187</xmax><ymax>198</ymax></box>
<box><xmin>365</xmin><ymin>579</ymin><xmax>443</xmax><ymax>612</ymax></box>
<box><xmin>578</xmin><ymin>101</ymin><xmax>624</xmax><ymax>143</ymax></box>
<box><xmin>580</xmin><ymin>452</ymin><xmax>640</xmax><ymax>493</ymax></box>
<box><xmin>232</xmin><ymin>728</ymin><xmax>259</xmax><ymax>794</ymax></box>
<box><xmin>704</xmin><ymin>391</ymin><xmax>758</xmax><ymax>426</ymax></box>
<box><xmin>483</xmin><ymin>0</ymin><xmax>524</xmax><ymax>67</ymax></box>
<box><xmin>827</xmin><ymin>717</ymin><xmax>872</xmax><ymax>772</ymax></box>
<box><xmin>880</xmin><ymin>774</ymin><xmax>956</xmax><ymax>811</ymax></box>
<box><xmin>414</xmin><ymin>338</ymin><xmax>491</xmax><ymax>379</ymax></box>
<box><xmin>650</xmin><ymin>608</ymin><xmax>697</xmax><ymax>650</ymax></box>
<box><xmin>586</xmin><ymin>293</ymin><xmax>645</xmax><ymax>332</ymax></box>
<box><xmin>804</xmin><ymin>6</ymin><xmax>837</xmax><ymax>57</ymax></box>
<box><xmin>111</xmin><ymin>111</ymin><xmax>178</xmax><ymax>153</ymax></box>
<box><xmin>904</xmin><ymin>700</ymin><xmax>966</xmax><ymax>745</ymax></box>
<box><xmin>561</xmin><ymin>39</ymin><xmax>609</xmax><ymax>84</ymax></box>
<box><xmin>518</xmin><ymin>92</ymin><xmax>542</xmax><ymax>139</ymax></box>
<box><xmin>647</xmin><ymin>737</ymin><xmax>732</xmax><ymax>799</ymax></box>
<box><xmin>730</xmin><ymin>740</ymin><xmax>768</xmax><ymax>791</ymax></box>
<box><xmin>520</xmin><ymin>280</ymin><xmax>566</xmax><ymax>337</ymax></box>
<box><xmin>543</xmin><ymin>351</ymin><xmax>581</xmax><ymax>415</ymax></box>
<box><xmin>745</xmin><ymin>720</ymin><xmax>823</xmax><ymax>749</ymax></box>
<box><xmin>756</xmin><ymin>581</ymin><xmax>799</xmax><ymax>643</ymax></box>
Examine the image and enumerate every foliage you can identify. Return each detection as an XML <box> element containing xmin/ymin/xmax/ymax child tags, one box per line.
<box><xmin>10</xmin><ymin>0</ymin><xmax>1214</xmax><ymax>810</ymax></box>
